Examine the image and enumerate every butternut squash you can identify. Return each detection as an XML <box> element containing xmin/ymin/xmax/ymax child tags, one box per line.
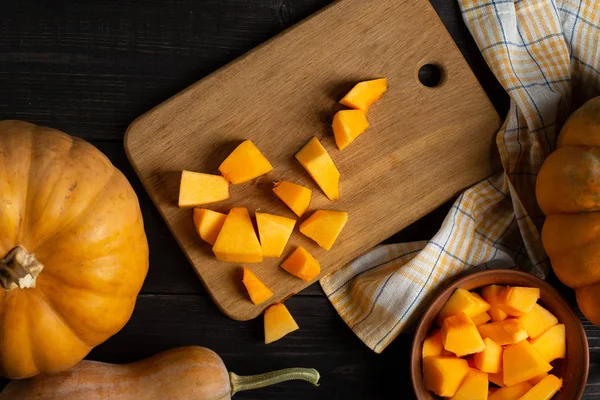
<box><xmin>496</xmin><ymin>286</ymin><xmax>540</xmax><ymax>316</ymax></box>
<box><xmin>502</xmin><ymin>340</ymin><xmax>552</xmax><ymax>386</ymax></box>
<box><xmin>212</xmin><ymin>208</ymin><xmax>263</xmax><ymax>263</ymax></box>
<box><xmin>255</xmin><ymin>212</ymin><xmax>296</xmax><ymax>258</ymax></box>
<box><xmin>339</xmin><ymin>78</ymin><xmax>388</xmax><ymax>112</ymax></box>
<box><xmin>488</xmin><ymin>382</ymin><xmax>532</xmax><ymax>400</ymax></box>
<box><xmin>440</xmin><ymin>313</ymin><xmax>485</xmax><ymax>357</ymax></box>
<box><xmin>281</xmin><ymin>247</ymin><xmax>321</xmax><ymax>282</ymax></box>
<box><xmin>481</xmin><ymin>285</ymin><xmax>508</xmax><ymax>322</ymax></box>
<box><xmin>295</xmin><ymin>137</ymin><xmax>340</xmax><ymax>200</ymax></box>
<box><xmin>193</xmin><ymin>208</ymin><xmax>227</xmax><ymax>245</ymax></box>
<box><xmin>519</xmin><ymin>374</ymin><xmax>562</xmax><ymax>400</ymax></box>
<box><xmin>264</xmin><ymin>303</ymin><xmax>300</xmax><ymax>344</ymax></box>
<box><xmin>477</xmin><ymin>319</ymin><xmax>528</xmax><ymax>345</ymax></box>
<box><xmin>332</xmin><ymin>110</ymin><xmax>369</xmax><ymax>150</ymax></box>
<box><xmin>241</xmin><ymin>267</ymin><xmax>273</xmax><ymax>305</ymax></box>
<box><xmin>423</xmin><ymin>356</ymin><xmax>469</xmax><ymax>397</ymax></box>
<box><xmin>516</xmin><ymin>304</ymin><xmax>558</xmax><ymax>339</ymax></box>
<box><xmin>450</xmin><ymin>368</ymin><xmax>488</xmax><ymax>400</ymax></box>
<box><xmin>473</xmin><ymin>337</ymin><xmax>502</xmax><ymax>373</ymax></box>
<box><xmin>529</xmin><ymin>323</ymin><xmax>566</xmax><ymax>363</ymax></box>
<box><xmin>179</xmin><ymin>171</ymin><xmax>229</xmax><ymax>207</ymax></box>
<box><xmin>218</xmin><ymin>140</ymin><xmax>273</xmax><ymax>184</ymax></box>
<box><xmin>437</xmin><ymin>288</ymin><xmax>490</xmax><ymax>326</ymax></box>
<box><xmin>299</xmin><ymin>210</ymin><xmax>348</xmax><ymax>251</ymax></box>
<box><xmin>273</xmin><ymin>181</ymin><xmax>312</xmax><ymax>217</ymax></box>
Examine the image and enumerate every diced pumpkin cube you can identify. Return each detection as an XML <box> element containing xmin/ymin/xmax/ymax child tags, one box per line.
<box><xmin>264</xmin><ymin>303</ymin><xmax>299</xmax><ymax>344</ymax></box>
<box><xmin>471</xmin><ymin>312</ymin><xmax>491</xmax><ymax>326</ymax></box>
<box><xmin>441</xmin><ymin>313</ymin><xmax>486</xmax><ymax>357</ymax></box>
<box><xmin>516</xmin><ymin>304</ymin><xmax>558</xmax><ymax>339</ymax></box>
<box><xmin>273</xmin><ymin>181</ymin><xmax>312</xmax><ymax>217</ymax></box>
<box><xmin>299</xmin><ymin>210</ymin><xmax>348</xmax><ymax>251</ymax></box>
<box><xmin>488</xmin><ymin>382</ymin><xmax>532</xmax><ymax>400</ymax></box>
<box><xmin>178</xmin><ymin>171</ymin><xmax>229</xmax><ymax>207</ymax></box>
<box><xmin>422</xmin><ymin>330</ymin><xmax>444</xmax><ymax>358</ymax></box>
<box><xmin>497</xmin><ymin>286</ymin><xmax>540</xmax><ymax>316</ymax></box>
<box><xmin>450</xmin><ymin>368</ymin><xmax>488</xmax><ymax>400</ymax></box>
<box><xmin>519</xmin><ymin>374</ymin><xmax>562</xmax><ymax>400</ymax></box>
<box><xmin>530</xmin><ymin>323</ymin><xmax>566</xmax><ymax>363</ymax></box>
<box><xmin>488</xmin><ymin>371</ymin><xmax>505</xmax><ymax>387</ymax></box>
<box><xmin>488</xmin><ymin>307</ymin><xmax>509</xmax><ymax>322</ymax></box>
<box><xmin>423</xmin><ymin>356</ymin><xmax>469</xmax><ymax>397</ymax></box>
<box><xmin>218</xmin><ymin>140</ymin><xmax>273</xmax><ymax>184</ymax></box>
<box><xmin>339</xmin><ymin>78</ymin><xmax>388</xmax><ymax>112</ymax></box>
<box><xmin>332</xmin><ymin>110</ymin><xmax>369</xmax><ymax>150</ymax></box>
<box><xmin>295</xmin><ymin>137</ymin><xmax>340</xmax><ymax>200</ymax></box>
<box><xmin>193</xmin><ymin>208</ymin><xmax>227</xmax><ymax>245</ymax></box>
<box><xmin>477</xmin><ymin>319</ymin><xmax>528</xmax><ymax>345</ymax></box>
<box><xmin>281</xmin><ymin>247</ymin><xmax>320</xmax><ymax>282</ymax></box>
<box><xmin>503</xmin><ymin>340</ymin><xmax>552</xmax><ymax>386</ymax></box>
<box><xmin>256</xmin><ymin>212</ymin><xmax>296</xmax><ymax>258</ymax></box>
<box><xmin>213</xmin><ymin>207</ymin><xmax>263</xmax><ymax>263</ymax></box>
<box><xmin>242</xmin><ymin>267</ymin><xmax>273</xmax><ymax>305</ymax></box>
<box><xmin>528</xmin><ymin>372</ymin><xmax>548</xmax><ymax>386</ymax></box>
<box><xmin>436</xmin><ymin>288</ymin><xmax>491</xmax><ymax>325</ymax></box>
<box><xmin>481</xmin><ymin>285</ymin><xmax>509</xmax><ymax>322</ymax></box>
<box><xmin>474</xmin><ymin>337</ymin><xmax>503</xmax><ymax>373</ymax></box>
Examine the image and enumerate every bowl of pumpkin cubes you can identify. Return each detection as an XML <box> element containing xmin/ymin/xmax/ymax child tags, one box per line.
<box><xmin>410</xmin><ymin>269</ymin><xmax>589</xmax><ymax>400</ymax></box>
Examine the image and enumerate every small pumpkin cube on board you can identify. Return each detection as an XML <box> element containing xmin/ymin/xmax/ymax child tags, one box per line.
<box><xmin>528</xmin><ymin>372</ymin><xmax>549</xmax><ymax>386</ymax></box>
<box><xmin>281</xmin><ymin>247</ymin><xmax>321</xmax><ymax>282</ymax></box>
<box><xmin>218</xmin><ymin>140</ymin><xmax>273</xmax><ymax>184</ymax></box>
<box><xmin>436</xmin><ymin>288</ymin><xmax>491</xmax><ymax>325</ymax></box>
<box><xmin>241</xmin><ymin>267</ymin><xmax>273</xmax><ymax>305</ymax></box>
<box><xmin>516</xmin><ymin>303</ymin><xmax>558</xmax><ymax>339</ymax></box>
<box><xmin>299</xmin><ymin>210</ymin><xmax>348</xmax><ymax>250</ymax></box>
<box><xmin>213</xmin><ymin>207</ymin><xmax>263</xmax><ymax>263</ymax></box>
<box><xmin>193</xmin><ymin>208</ymin><xmax>227</xmax><ymax>245</ymax></box>
<box><xmin>530</xmin><ymin>323</ymin><xmax>566</xmax><ymax>363</ymax></box>
<box><xmin>488</xmin><ymin>382</ymin><xmax>532</xmax><ymax>400</ymax></box>
<box><xmin>264</xmin><ymin>303</ymin><xmax>299</xmax><ymax>344</ymax></box>
<box><xmin>519</xmin><ymin>374</ymin><xmax>562</xmax><ymax>400</ymax></box>
<box><xmin>471</xmin><ymin>312</ymin><xmax>491</xmax><ymax>326</ymax></box>
<box><xmin>496</xmin><ymin>286</ymin><xmax>540</xmax><ymax>316</ymax></box>
<box><xmin>178</xmin><ymin>171</ymin><xmax>229</xmax><ymax>207</ymax></box>
<box><xmin>295</xmin><ymin>137</ymin><xmax>340</xmax><ymax>200</ymax></box>
<box><xmin>502</xmin><ymin>340</ymin><xmax>552</xmax><ymax>386</ymax></box>
<box><xmin>441</xmin><ymin>313</ymin><xmax>486</xmax><ymax>357</ymax></box>
<box><xmin>477</xmin><ymin>319</ymin><xmax>528</xmax><ymax>345</ymax></box>
<box><xmin>423</xmin><ymin>356</ymin><xmax>469</xmax><ymax>397</ymax></box>
<box><xmin>473</xmin><ymin>337</ymin><xmax>503</xmax><ymax>373</ymax></box>
<box><xmin>273</xmin><ymin>181</ymin><xmax>312</xmax><ymax>217</ymax></box>
<box><xmin>488</xmin><ymin>371</ymin><xmax>505</xmax><ymax>387</ymax></box>
<box><xmin>332</xmin><ymin>110</ymin><xmax>369</xmax><ymax>150</ymax></box>
<box><xmin>481</xmin><ymin>285</ymin><xmax>509</xmax><ymax>322</ymax></box>
<box><xmin>256</xmin><ymin>212</ymin><xmax>296</xmax><ymax>258</ymax></box>
<box><xmin>339</xmin><ymin>78</ymin><xmax>388</xmax><ymax>112</ymax></box>
<box><xmin>450</xmin><ymin>368</ymin><xmax>488</xmax><ymax>400</ymax></box>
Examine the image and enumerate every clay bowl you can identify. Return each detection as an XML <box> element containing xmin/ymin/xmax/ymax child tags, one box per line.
<box><xmin>410</xmin><ymin>269</ymin><xmax>589</xmax><ymax>400</ymax></box>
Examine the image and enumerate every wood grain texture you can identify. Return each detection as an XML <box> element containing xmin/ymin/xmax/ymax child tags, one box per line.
<box><xmin>125</xmin><ymin>0</ymin><xmax>501</xmax><ymax>321</ymax></box>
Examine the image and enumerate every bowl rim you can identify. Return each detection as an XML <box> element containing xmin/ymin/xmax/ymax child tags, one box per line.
<box><xmin>410</xmin><ymin>269</ymin><xmax>589</xmax><ymax>400</ymax></box>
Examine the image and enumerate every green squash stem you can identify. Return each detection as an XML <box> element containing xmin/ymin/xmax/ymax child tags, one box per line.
<box><xmin>229</xmin><ymin>368</ymin><xmax>320</xmax><ymax>395</ymax></box>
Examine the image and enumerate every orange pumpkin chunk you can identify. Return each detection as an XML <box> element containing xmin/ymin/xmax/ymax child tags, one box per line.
<box><xmin>339</xmin><ymin>78</ymin><xmax>388</xmax><ymax>112</ymax></box>
<box><xmin>516</xmin><ymin>304</ymin><xmax>558</xmax><ymax>339</ymax></box>
<box><xmin>193</xmin><ymin>208</ymin><xmax>227</xmax><ymax>245</ymax></box>
<box><xmin>295</xmin><ymin>137</ymin><xmax>340</xmax><ymax>200</ymax></box>
<box><xmin>422</xmin><ymin>330</ymin><xmax>444</xmax><ymax>358</ymax></box>
<box><xmin>281</xmin><ymin>247</ymin><xmax>321</xmax><ymax>282</ymax></box>
<box><xmin>503</xmin><ymin>340</ymin><xmax>552</xmax><ymax>386</ymax></box>
<box><xmin>488</xmin><ymin>371</ymin><xmax>505</xmax><ymax>387</ymax></box>
<box><xmin>471</xmin><ymin>312</ymin><xmax>491</xmax><ymax>326</ymax></box>
<box><xmin>530</xmin><ymin>323</ymin><xmax>566</xmax><ymax>363</ymax></box>
<box><xmin>481</xmin><ymin>285</ymin><xmax>508</xmax><ymax>322</ymax></box>
<box><xmin>218</xmin><ymin>140</ymin><xmax>273</xmax><ymax>184</ymax></box>
<box><xmin>519</xmin><ymin>374</ymin><xmax>562</xmax><ymax>400</ymax></box>
<box><xmin>528</xmin><ymin>372</ymin><xmax>548</xmax><ymax>386</ymax></box>
<box><xmin>423</xmin><ymin>356</ymin><xmax>469</xmax><ymax>397</ymax></box>
<box><xmin>436</xmin><ymin>288</ymin><xmax>490</xmax><ymax>325</ymax></box>
<box><xmin>497</xmin><ymin>286</ymin><xmax>540</xmax><ymax>316</ymax></box>
<box><xmin>242</xmin><ymin>267</ymin><xmax>273</xmax><ymax>305</ymax></box>
<box><xmin>273</xmin><ymin>181</ymin><xmax>312</xmax><ymax>217</ymax></box>
<box><xmin>477</xmin><ymin>319</ymin><xmax>528</xmax><ymax>345</ymax></box>
<box><xmin>178</xmin><ymin>170</ymin><xmax>229</xmax><ymax>207</ymax></box>
<box><xmin>450</xmin><ymin>368</ymin><xmax>488</xmax><ymax>400</ymax></box>
<box><xmin>441</xmin><ymin>313</ymin><xmax>486</xmax><ymax>357</ymax></box>
<box><xmin>474</xmin><ymin>337</ymin><xmax>503</xmax><ymax>373</ymax></box>
<box><xmin>264</xmin><ymin>303</ymin><xmax>299</xmax><ymax>344</ymax></box>
<box><xmin>256</xmin><ymin>212</ymin><xmax>296</xmax><ymax>258</ymax></box>
<box><xmin>213</xmin><ymin>207</ymin><xmax>263</xmax><ymax>263</ymax></box>
<box><xmin>488</xmin><ymin>382</ymin><xmax>532</xmax><ymax>400</ymax></box>
<box><xmin>299</xmin><ymin>210</ymin><xmax>348</xmax><ymax>251</ymax></box>
<box><xmin>332</xmin><ymin>110</ymin><xmax>369</xmax><ymax>150</ymax></box>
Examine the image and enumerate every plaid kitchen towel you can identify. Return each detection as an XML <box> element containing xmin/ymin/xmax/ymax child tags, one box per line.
<box><xmin>321</xmin><ymin>0</ymin><xmax>600</xmax><ymax>353</ymax></box>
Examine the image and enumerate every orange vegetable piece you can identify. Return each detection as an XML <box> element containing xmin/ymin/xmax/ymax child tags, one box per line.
<box><xmin>213</xmin><ymin>207</ymin><xmax>263</xmax><ymax>263</ymax></box>
<box><xmin>264</xmin><ymin>303</ymin><xmax>299</xmax><ymax>344</ymax></box>
<box><xmin>423</xmin><ymin>330</ymin><xmax>452</xmax><ymax>358</ymax></box>
<box><xmin>436</xmin><ymin>288</ymin><xmax>490</xmax><ymax>325</ymax></box>
<box><xmin>488</xmin><ymin>371</ymin><xmax>505</xmax><ymax>387</ymax></box>
<box><xmin>450</xmin><ymin>368</ymin><xmax>488</xmax><ymax>400</ymax></box>
<box><xmin>488</xmin><ymin>382</ymin><xmax>532</xmax><ymax>400</ymax></box>
<box><xmin>339</xmin><ymin>78</ymin><xmax>388</xmax><ymax>112</ymax></box>
<box><xmin>332</xmin><ymin>110</ymin><xmax>369</xmax><ymax>150</ymax></box>
<box><xmin>178</xmin><ymin>170</ymin><xmax>229</xmax><ymax>207</ymax></box>
<box><xmin>423</xmin><ymin>356</ymin><xmax>469</xmax><ymax>397</ymax></box>
<box><xmin>299</xmin><ymin>210</ymin><xmax>348</xmax><ymax>251</ymax></box>
<box><xmin>255</xmin><ymin>212</ymin><xmax>296</xmax><ymax>258</ymax></box>
<box><xmin>516</xmin><ymin>304</ymin><xmax>558</xmax><ymax>339</ymax></box>
<box><xmin>477</xmin><ymin>319</ymin><xmax>528</xmax><ymax>345</ymax></box>
<box><xmin>502</xmin><ymin>340</ymin><xmax>552</xmax><ymax>386</ymax></box>
<box><xmin>481</xmin><ymin>285</ymin><xmax>509</xmax><ymax>322</ymax></box>
<box><xmin>471</xmin><ymin>312</ymin><xmax>491</xmax><ymax>326</ymax></box>
<box><xmin>218</xmin><ymin>140</ymin><xmax>273</xmax><ymax>184</ymax></box>
<box><xmin>474</xmin><ymin>337</ymin><xmax>503</xmax><ymax>373</ymax></box>
<box><xmin>497</xmin><ymin>286</ymin><xmax>540</xmax><ymax>316</ymax></box>
<box><xmin>528</xmin><ymin>372</ymin><xmax>548</xmax><ymax>386</ymax></box>
<box><xmin>193</xmin><ymin>208</ymin><xmax>227</xmax><ymax>245</ymax></box>
<box><xmin>530</xmin><ymin>323</ymin><xmax>566</xmax><ymax>363</ymax></box>
<box><xmin>241</xmin><ymin>267</ymin><xmax>273</xmax><ymax>305</ymax></box>
<box><xmin>295</xmin><ymin>137</ymin><xmax>340</xmax><ymax>200</ymax></box>
<box><xmin>273</xmin><ymin>181</ymin><xmax>312</xmax><ymax>217</ymax></box>
<box><xmin>519</xmin><ymin>374</ymin><xmax>562</xmax><ymax>400</ymax></box>
<box><xmin>281</xmin><ymin>247</ymin><xmax>321</xmax><ymax>282</ymax></box>
<box><xmin>441</xmin><ymin>313</ymin><xmax>486</xmax><ymax>357</ymax></box>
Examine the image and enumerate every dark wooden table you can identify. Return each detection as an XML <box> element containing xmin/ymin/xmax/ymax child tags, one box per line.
<box><xmin>1</xmin><ymin>1</ymin><xmax>598</xmax><ymax>398</ymax></box>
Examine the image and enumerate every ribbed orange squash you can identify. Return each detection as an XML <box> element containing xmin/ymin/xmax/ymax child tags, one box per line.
<box><xmin>536</xmin><ymin>97</ymin><xmax>600</xmax><ymax>326</ymax></box>
<box><xmin>0</xmin><ymin>121</ymin><xmax>149</xmax><ymax>379</ymax></box>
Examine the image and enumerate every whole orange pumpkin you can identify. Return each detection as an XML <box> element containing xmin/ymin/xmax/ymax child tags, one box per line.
<box><xmin>0</xmin><ymin>121</ymin><xmax>149</xmax><ymax>379</ymax></box>
<box><xmin>536</xmin><ymin>97</ymin><xmax>600</xmax><ymax>326</ymax></box>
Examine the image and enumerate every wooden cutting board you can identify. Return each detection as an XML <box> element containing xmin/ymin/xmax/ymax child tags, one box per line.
<box><xmin>125</xmin><ymin>0</ymin><xmax>501</xmax><ymax>321</ymax></box>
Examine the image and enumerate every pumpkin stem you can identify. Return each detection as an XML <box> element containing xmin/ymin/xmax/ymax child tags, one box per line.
<box><xmin>229</xmin><ymin>368</ymin><xmax>320</xmax><ymax>395</ymax></box>
<box><xmin>0</xmin><ymin>246</ymin><xmax>43</xmax><ymax>290</ymax></box>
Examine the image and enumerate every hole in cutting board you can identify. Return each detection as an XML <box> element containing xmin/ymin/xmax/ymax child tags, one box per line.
<box><xmin>418</xmin><ymin>64</ymin><xmax>443</xmax><ymax>87</ymax></box>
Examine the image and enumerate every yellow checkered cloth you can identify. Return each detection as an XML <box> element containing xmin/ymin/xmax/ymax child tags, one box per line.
<box><xmin>321</xmin><ymin>0</ymin><xmax>600</xmax><ymax>353</ymax></box>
